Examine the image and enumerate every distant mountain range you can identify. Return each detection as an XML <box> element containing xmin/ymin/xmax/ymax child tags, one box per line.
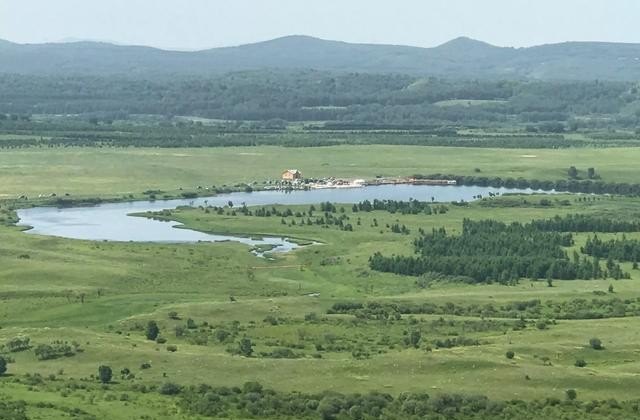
<box><xmin>2</xmin><ymin>35</ymin><xmax>640</xmax><ymax>80</ymax></box>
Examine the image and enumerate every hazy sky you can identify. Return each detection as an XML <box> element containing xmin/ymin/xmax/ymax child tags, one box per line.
<box><xmin>1</xmin><ymin>0</ymin><xmax>639</xmax><ymax>50</ymax></box>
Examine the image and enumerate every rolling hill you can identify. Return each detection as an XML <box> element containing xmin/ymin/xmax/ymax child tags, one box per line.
<box><xmin>1</xmin><ymin>35</ymin><xmax>640</xmax><ymax>80</ymax></box>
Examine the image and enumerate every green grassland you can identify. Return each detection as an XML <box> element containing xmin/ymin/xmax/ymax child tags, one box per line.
<box><xmin>3</xmin><ymin>145</ymin><xmax>640</xmax><ymax>197</ymax></box>
<box><xmin>2</xmin><ymin>190</ymin><xmax>640</xmax><ymax>417</ymax></box>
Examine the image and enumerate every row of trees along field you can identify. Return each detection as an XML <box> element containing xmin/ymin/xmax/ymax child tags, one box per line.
<box><xmin>369</xmin><ymin>218</ymin><xmax>628</xmax><ymax>284</ymax></box>
<box><xmin>583</xmin><ymin>235</ymin><xmax>640</xmax><ymax>262</ymax></box>
<box><xmin>328</xmin><ymin>296</ymin><xmax>640</xmax><ymax>320</ymax></box>
<box><xmin>172</xmin><ymin>381</ymin><xmax>640</xmax><ymax>419</ymax></box>
<box><xmin>417</xmin><ymin>173</ymin><xmax>640</xmax><ymax>195</ymax></box>
<box><xmin>2</xmin><ymin>72</ymin><xmax>640</xmax><ymax>128</ymax></box>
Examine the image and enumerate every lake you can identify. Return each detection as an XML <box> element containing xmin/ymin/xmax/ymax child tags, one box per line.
<box><xmin>16</xmin><ymin>185</ymin><xmax>551</xmax><ymax>251</ymax></box>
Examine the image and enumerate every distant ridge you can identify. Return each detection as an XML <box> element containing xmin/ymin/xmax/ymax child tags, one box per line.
<box><xmin>1</xmin><ymin>35</ymin><xmax>640</xmax><ymax>80</ymax></box>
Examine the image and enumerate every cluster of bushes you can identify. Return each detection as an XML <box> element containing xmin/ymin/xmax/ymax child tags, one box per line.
<box><xmin>433</xmin><ymin>337</ymin><xmax>480</xmax><ymax>349</ymax></box>
<box><xmin>34</xmin><ymin>341</ymin><xmax>81</xmax><ymax>361</ymax></box>
<box><xmin>370</xmin><ymin>219</ymin><xmax>627</xmax><ymax>283</ymax></box>
<box><xmin>0</xmin><ymin>401</ymin><xmax>27</xmax><ymax>420</ymax></box>
<box><xmin>0</xmin><ymin>207</ymin><xmax>18</xmax><ymax>225</ymax></box>
<box><xmin>2</xmin><ymin>336</ymin><xmax>31</xmax><ymax>353</ymax></box>
<box><xmin>352</xmin><ymin>199</ymin><xmax>448</xmax><ymax>215</ymax></box>
<box><xmin>170</xmin><ymin>381</ymin><xmax>640</xmax><ymax>419</ymax></box>
<box><xmin>501</xmin><ymin>297</ymin><xmax>639</xmax><ymax>319</ymax></box>
<box><xmin>258</xmin><ymin>348</ymin><xmax>303</xmax><ymax>359</ymax></box>
<box><xmin>155</xmin><ymin>314</ymin><xmax>242</xmax><ymax>349</ymax></box>
<box><xmin>218</xmin><ymin>203</ymin><xmax>356</xmax><ymax>231</ymax></box>
<box><xmin>476</xmin><ymin>196</ymin><xmax>569</xmax><ymax>208</ymax></box>
<box><xmin>1</xmin><ymin>336</ymin><xmax>84</xmax><ymax>361</ymax></box>
<box><xmin>390</xmin><ymin>223</ymin><xmax>410</xmax><ymax>235</ymax></box>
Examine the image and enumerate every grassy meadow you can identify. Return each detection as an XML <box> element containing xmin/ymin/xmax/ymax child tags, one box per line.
<box><xmin>1</xmin><ymin>182</ymin><xmax>640</xmax><ymax>418</ymax></box>
<box><xmin>2</xmin><ymin>145</ymin><xmax>640</xmax><ymax>197</ymax></box>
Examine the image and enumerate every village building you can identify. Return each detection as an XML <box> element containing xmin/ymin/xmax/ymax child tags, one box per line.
<box><xmin>282</xmin><ymin>169</ymin><xmax>303</xmax><ymax>181</ymax></box>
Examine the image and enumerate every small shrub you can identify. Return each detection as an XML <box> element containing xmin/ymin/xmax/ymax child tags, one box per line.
<box><xmin>214</xmin><ymin>329</ymin><xmax>230</xmax><ymax>343</ymax></box>
<box><xmin>159</xmin><ymin>382</ymin><xmax>181</xmax><ymax>395</ymax></box>
<box><xmin>166</xmin><ymin>345</ymin><xmax>178</xmax><ymax>352</ymax></box>
<box><xmin>566</xmin><ymin>389</ymin><xmax>577</xmax><ymax>401</ymax></box>
<box><xmin>304</xmin><ymin>312</ymin><xmax>319</xmax><ymax>322</ymax></box>
<box><xmin>589</xmin><ymin>338</ymin><xmax>604</xmax><ymax>350</ymax></box>
<box><xmin>575</xmin><ymin>359</ymin><xmax>587</xmax><ymax>367</ymax></box>
<box><xmin>505</xmin><ymin>351</ymin><xmax>515</xmax><ymax>359</ymax></box>
<box><xmin>536</xmin><ymin>320</ymin><xmax>548</xmax><ymax>330</ymax></box>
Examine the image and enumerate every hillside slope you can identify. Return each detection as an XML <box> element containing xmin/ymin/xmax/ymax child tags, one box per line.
<box><xmin>1</xmin><ymin>35</ymin><xmax>640</xmax><ymax>80</ymax></box>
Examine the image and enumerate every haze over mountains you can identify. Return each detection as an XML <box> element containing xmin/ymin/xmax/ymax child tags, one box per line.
<box><xmin>1</xmin><ymin>35</ymin><xmax>640</xmax><ymax>81</ymax></box>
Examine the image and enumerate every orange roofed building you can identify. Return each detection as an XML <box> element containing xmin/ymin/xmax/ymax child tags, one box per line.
<box><xmin>282</xmin><ymin>169</ymin><xmax>303</xmax><ymax>181</ymax></box>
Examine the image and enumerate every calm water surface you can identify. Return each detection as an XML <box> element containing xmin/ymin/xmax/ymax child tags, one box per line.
<box><xmin>17</xmin><ymin>185</ymin><xmax>550</xmax><ymax>250</ymax></box>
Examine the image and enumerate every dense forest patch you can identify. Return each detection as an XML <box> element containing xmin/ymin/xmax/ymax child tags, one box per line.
<box><xmin>370</xmin><ymin>219</ymin><xmax>628</xmax><ymax>283</ymax></box>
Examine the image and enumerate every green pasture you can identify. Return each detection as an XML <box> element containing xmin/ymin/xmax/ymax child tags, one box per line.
<box><xmin>1</xmin><ymin>138</ymin><xmax>640</xmax><ymax>417</ymax></box>
<box><xmin>2</xmin><ymin>145</ymin><xmax>640</xmax><ymax>197</ymax></box>
<box><xmin>1</xmin><ymin>194</ymin><xmax>640</xmax><ymax>418</ymax></box>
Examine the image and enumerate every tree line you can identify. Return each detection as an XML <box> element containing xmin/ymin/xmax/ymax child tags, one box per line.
<box><xmin>353</xmin><ymin>199</ymin><xmax>448</xmax><ymax>215</ymax></box>
<box><xmin>530</xmin><ymin>214</ymin><xmax>640</xmax><ymax>232</ymax></box>
<box><xmin>416</xmin><ymin>173</ymin><xmax>640</xmax><ymax>196</ymax></box>
<box><xmin>583</xmin><ymin>235</ymin><xmax>640</xmax><ymax>263</ymax></box>
<box><xmin>328</xmin><ymin>296</ymin><xmax>640</xmax><ymax>320</ymax></box>
<box><xmin>0</xmin><ymin>123</ymin><xmax>604</xmax><ymax>149</ymax></box>
<box><xmin>170</xmin><ymin>381</ymin><xmax>640</xmax><ymax>419</ymax></box>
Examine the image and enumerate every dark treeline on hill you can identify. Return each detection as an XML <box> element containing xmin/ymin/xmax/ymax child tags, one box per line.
<box><xmin>369</xmin><ymin>219</ymin><xmax>628</xmax><ymax>284</ymax></box>
<box><xmin>172</xmin><ymin>381</ymin><xmax>640</xmax><ymax>419</ymax></box>
<box><xmin>2</xmin><ymin>72</ymin><xmax>640</xmax><ymax>130</ymax></box>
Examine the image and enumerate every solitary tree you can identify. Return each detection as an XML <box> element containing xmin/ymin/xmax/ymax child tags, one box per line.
<box><xmin>506</xmin><ymin>351</ymin><xmax>515</xmax><ymax>360</ymax></box>
<box><xmin>0</xmin><ymin>356</ymin><xmax>7</xmax><ymax>376</ymax></box>
<box><xmin>568</xmin><ymin>166</ymin><xmax>578</xmax><ymax>179</ymax></box>
<box><xmin>146</xmin><ymin>321</ymin><xmax>160</xmax><ymax>341</ymax></box>
<box><xmin>238</xmin><ymin>337</ymin><xmax>253</xmax><ymax>357</ymax></box>
<box><xmin>565</xmin><ymin>389</ymin><xmax>577</xmax><ymax>401</ymax></box>
<box><xmin>98</xmin><ymin>365</ymin><xmax>112</xmax><ymax>384</ymax></box>
<box><xmin>407</xmin><ymin>331</ymin><xmax>421</xmax><ymax>348</ymax></box>
<box><xmin>587</xmin><ymin>167</ymin><xmax>596</xmax><ymax>179</ymax></box>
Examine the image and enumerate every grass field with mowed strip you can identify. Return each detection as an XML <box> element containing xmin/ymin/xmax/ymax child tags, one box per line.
<box><xmin>2</xmin><ymin>145</ymin><xmax>640</xmax><ymax>196</ymax></box>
